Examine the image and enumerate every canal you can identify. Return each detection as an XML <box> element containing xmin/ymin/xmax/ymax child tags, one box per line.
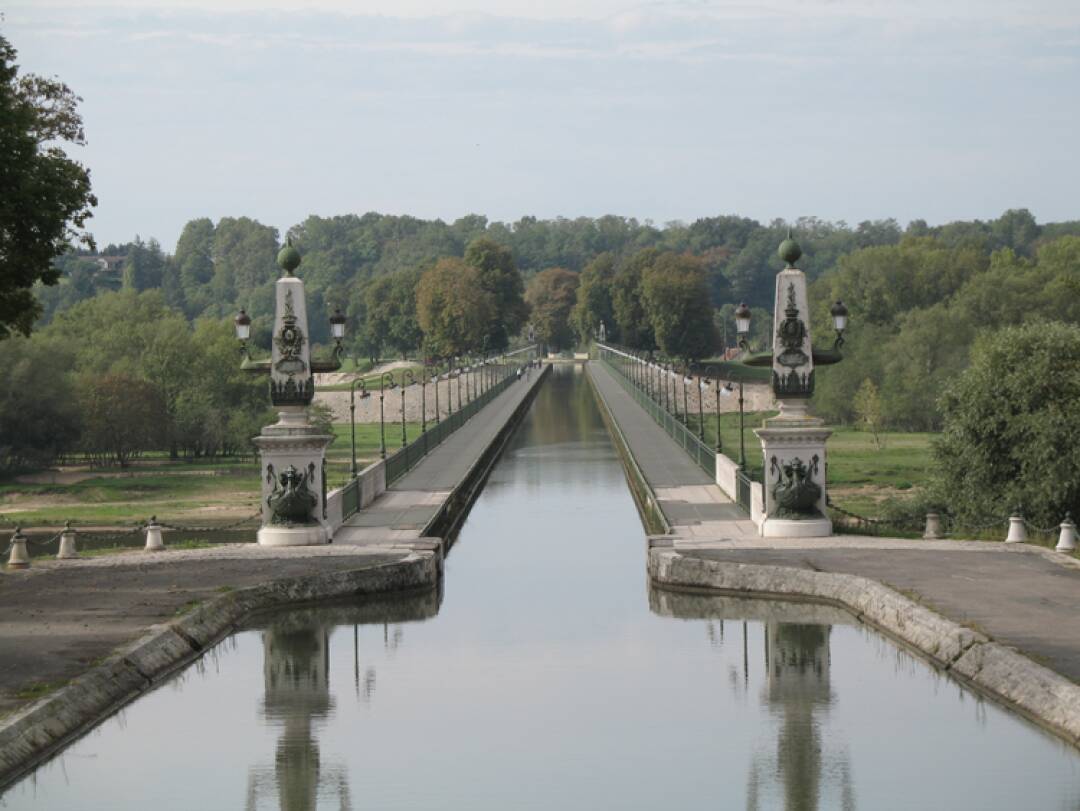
<box><xmin>4</xmin><ymin>364</ymin><xmax>1079</xmax><ymax>809</ymax></box>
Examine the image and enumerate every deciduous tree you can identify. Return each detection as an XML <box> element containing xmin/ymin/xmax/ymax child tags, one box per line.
<box><xmin>526</xmin><ymin>268</ymin><xmax>580</xmax><ymax>351</ymax></box>
<box><xmin>0</xmin><ymin>35</ymin><xmax>96</xmax><ymax>339</ymax></box>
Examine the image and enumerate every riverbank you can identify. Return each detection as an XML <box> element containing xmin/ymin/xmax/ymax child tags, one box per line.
<box><xmin>0</xmin><ymin>545</ymin><xmax>440</xmax><ymax>787</ymax></box>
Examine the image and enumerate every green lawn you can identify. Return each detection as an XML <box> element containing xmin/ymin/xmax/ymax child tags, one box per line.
<box><xmin>0</xmin><ymin>421</ymin><xmax>425</xmax><ymax>528</ymax></box>
<box><xmin>683</xmin><ymin>411</ymin><xmax>936</xmax><ymax>517</ymax></box>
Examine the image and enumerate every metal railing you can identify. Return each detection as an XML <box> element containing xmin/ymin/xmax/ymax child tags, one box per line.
<box><xmin>339</xmin><ymin>351</ymin><xmax>539</xmax><ymax>520</ymax></box>
<box><xmin>597</xmin><ymin>345</ymin><xmax>716</xmax><ymax>479</ymax></box>
<box><xmin>736</xmin><ymin>468</ymin><xmax>753</xmax><ymax>513</ymax></box>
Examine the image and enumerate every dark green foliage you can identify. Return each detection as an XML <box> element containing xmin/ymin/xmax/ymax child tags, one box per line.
<box><xmin>526</xmin><ymin>268</ymin><xmax>580</xmax><ymax>351</ymax></box>
<box><xmin>0</xmin><ymin>35</ymin><xmax>96</xmax><ymax>339</ymax></box>
<box><xmin>640</xmin><ymin>253</ymin><xmax>716</xmax><ymax>361</ymax></box>
<box><xmin>571</xmin><ymin>253</ymin><xmax>616</xmax><ymax>344</ymax></box>
<box><xmin>934</xmin><ymin>322</ymin><xmax>1080</xmax><ymax>527</ymax></box>
<box><xmin>463</xmin><ymin>237</ymin><xmax>528</xmax><ymax>351</ymax></box>
<box><xmin>0</xmin><ymin>338</ymin><xmax>81</xmax><ymax>471</ymax></box>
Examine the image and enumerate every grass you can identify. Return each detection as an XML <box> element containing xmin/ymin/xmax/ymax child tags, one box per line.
<box><xmin>0</xmin><ymin>421</ymin><xmax>428</xmax><ymax>528</ymax></box>
<box><xmin>680</xmin><ymin>410</ymin><xmax>936</xmax><ymax>518</ymax></box>
<box><xmin>16</xmin><ymin>680</ymin><xmax>67</xmax><ymax>701</ymax></box>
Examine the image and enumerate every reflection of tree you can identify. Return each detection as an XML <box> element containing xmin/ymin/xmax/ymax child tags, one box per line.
<box><xmin>746</xmin><ymin>623</ymin><xmax>856</xmax><ymax>811</ymax></box>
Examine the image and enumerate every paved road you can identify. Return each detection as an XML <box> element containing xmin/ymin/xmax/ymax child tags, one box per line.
<box><xmin>679</xmin><ymin>545</ymin><xmax>1080</xmax><ymax>683</ymax></box>
<box><xmin>336</xmin><ymin>366</ymin><xmax>546</xmax><ymax>541</ymax></box>
<box><xmin>587</xmin><ymin>361</ymin><xmax>747</xmax><ymax>532</ymax></box>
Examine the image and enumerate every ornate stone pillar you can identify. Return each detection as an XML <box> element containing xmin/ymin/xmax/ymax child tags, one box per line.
<box><xmin>252</xmin><ymin>242</ymin><xmax>333</xmax><ymax>546</ymax></box>
<box><xmin>754</xmin><ymin>234</ymin><xmax>832</xmax><ymax>538</ymax></box>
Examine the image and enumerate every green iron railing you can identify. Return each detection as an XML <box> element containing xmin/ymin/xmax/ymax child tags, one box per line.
<box><xmin>340</xmin><ymin>356</ymin><xmax>535</xmax><ymax>521</ymax></box>
<box><xmin>598</xmin><ymin>346</ymin><xmax>716</xmax><ymax>480</ymax></box>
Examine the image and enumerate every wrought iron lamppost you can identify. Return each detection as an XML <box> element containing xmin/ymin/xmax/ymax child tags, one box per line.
<box><xmin>705</xmin><ymin>366</ymin><xmax>722</xmax><ymax>452</ymax></box>
<box><xmin>681</xmin><ymin>369</ymin><xmax>690</xmax><ymax>426</ymax></box>
<box><xmin>419</xmin><ymin>365</ymin><xmax>428</xmax><ymax>433</ymax></box>
<box><xmin>432</xmin><ymin>365</ymin><xmax>441</xmax><ymax>424</ymax></box>
<box><xmin>696</xmin><ymin>372</ymin><xmax>706</xmax><ymax>441</ymax></box>
<box><xmin>234</xmin><ymin>240</ymin><xmax>347</xmax><ymax>547</ymax></box>
<box><xmin>378</xmin><ymin>372</ymin><xmax>395</xmax><ymax>460</ymax></box>
<box><xmin>348</xmin><ymin>378</ymin><xmax>369</xmax><ymax>477</ymax></box>
<box><xmin>400</xmin><ymin>369</ymin><xmax>415</xmax><ymax>448</ymax></box>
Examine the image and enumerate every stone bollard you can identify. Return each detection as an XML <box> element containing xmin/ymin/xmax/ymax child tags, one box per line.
<box><xmin>922</xmin><ymin>513</ymin><xmax>943</xmax><ymax>540</ymax></box>
<box><xmin>144</xmin><ymin>516</ymin><xmax>165</xmax><ymax>552</ymax></box>
<box><xmin>1056</xmin><ymin>513</ymin><xmax>1077</xmax><ymax>553</ymax></box>
<box><xmin>7</xmin><ymin>527</ymin><xmax>30</xmax><ymax>570</ymax></box>
<box><xmin>57</xmin><ymin>520</ymin><xmax>79</xmax><ymax>559</ymax></box>
<box><xmin>1004</xmin><ymin>513</ymin><xmax>1028</xmax><ymax>544</ymax></box>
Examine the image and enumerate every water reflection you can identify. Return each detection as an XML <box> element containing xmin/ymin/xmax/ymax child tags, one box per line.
<box><xmin>243</xmin><ymin>592</ymin><xmax>441</xmax><ymax>811</ymax></box>
<box><xmin>652</xmin><ymin>590</ymin><xmax>859</xmax><ymax>811</ymax></box>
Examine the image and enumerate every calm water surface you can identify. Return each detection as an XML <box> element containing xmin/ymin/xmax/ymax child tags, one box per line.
<box><xmin>5</xmin><ymin>365</ymin><xmax>1080</xmax><ymax>810</ymax></box>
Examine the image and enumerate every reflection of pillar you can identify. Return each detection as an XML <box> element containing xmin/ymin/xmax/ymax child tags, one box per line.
<box><xmin>246</xmin><ymin>619</ymin><xmax>355</xmax><ymax>811</ymax></box>
<box><xmin>263</xmin><ymin>623</ymin><xmax>333</xmax><ymax>811</ymax></box>
<box><xmin>747</xmin><ymin>622</ymin><xmax>854</xmax><ymax>811</ymax></box>
<box><xmin>766</xmin><ymin>624</ymin><xmax>831</xmax><ymax>811</ymax></box>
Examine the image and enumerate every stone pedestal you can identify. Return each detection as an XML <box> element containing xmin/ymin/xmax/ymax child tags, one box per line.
<box><xmin>253</xmin><ymin>407</ymin><xmax>333</xmax><ymax>547</ymax></box>
<box><xmin>755</xmin><ymin>413</ymin><xmax>832</xmax><ymax>538</ymax></box>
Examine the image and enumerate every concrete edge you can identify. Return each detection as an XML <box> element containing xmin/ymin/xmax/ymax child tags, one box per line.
<box><xmin>648</xmin><ymin>548</ymin><xmax>1080</xmax><ymax>749</ymax></box>
<box><xmin>584</xmin><ymin>362</ymin><xmax>672</xmax><ymax>536</ymax></box>
<box><xmin>422</xmin><ymin>364</ymin><xmax>551</xmax><ymax>544</ymax></box>
<box><xmin>0</xmin><ymin>552</ymin><xmax>440</xmax><ymax>789</ymax></box>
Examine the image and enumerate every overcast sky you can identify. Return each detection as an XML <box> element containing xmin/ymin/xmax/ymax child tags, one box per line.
<box><xmin>6</xmin><ymin>0</ymin><xmax>1079</xmax><ymax>250</ymax></box>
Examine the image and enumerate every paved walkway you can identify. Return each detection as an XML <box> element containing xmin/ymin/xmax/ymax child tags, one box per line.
<box><xmin>586</xmin><ymin>361</ymin><xmax>751</xmax><ymax>538</ymax></box>
<box><xmin>334</xmin><ymin>366</ymin><xmax>547</xmax><ymax>545</ymax></box>
<box><xmin>0</xmin><ymin>546</ymin><xmax>407</xmax><ymax>716</ymax></box>
<box><xmin>670</xmin><ymin>538</ymin><xmax>1080</xmax><ymax>683</ymax></box>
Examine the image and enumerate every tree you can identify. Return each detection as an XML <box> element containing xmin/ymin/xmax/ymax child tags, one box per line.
<box><xmin>463</xmin><ymin>237</ymin><xmax>529</xmax><ymax>350</ymax></box>
<box><xmin>640</xmin><ymin>253</ymin><xmax>715</xmax><ymax>361</ymax></box>
<box><xmin>571</xmin><ymin>253</ymin><xmax>616</xmax><ymax>344</ymax></box>
<box><xmin>526</xmin><ymin>268</ymin><xmax>580</xmax><ymax>351</ymax></box>
<box><xmin>416</xmin><ymin>258</ymin><xmax>496</xmax><ymax>359</ymax></box>
<box><xmin>175</xmin><ymin>218</ymin><xmax>216</xmax><ymax>317</ymax></box>
<box><xmin>77</xmin><ymin>373</ymin><xmax>166</xmax><ymax>466</ymax></box>
<box><xmin>611</xmin><ymin>248</ymin><xmax>658</xmax><ymax>349</ymax></box>
<box><xmin>0</xmin><ymin>35</ymin><xmax>96</xmax><ymax>339</ymax></box>
<box><xmin>0</xmin><ymin>337</ymin><xmax>80</xmax><ymax>471</ymax></box>
<box><xmin>853</xmin><ymin>378</ymin><xmax>885</xmax><ymax>449</ymax></box>
<box><xmin>934</xmin><ymin>322</ymin><xmax>1080</xmax><ymax>527</ymax></box>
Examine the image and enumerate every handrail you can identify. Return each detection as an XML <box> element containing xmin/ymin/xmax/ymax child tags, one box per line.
<box><xmin>596</xmin><ymin>345</ymin><xmax>716</xmax><ymax>480</ymax></box>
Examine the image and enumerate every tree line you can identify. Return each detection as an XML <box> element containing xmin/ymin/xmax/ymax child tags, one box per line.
<box><xmin>0</xmin><ymin>290</ymin><xmax>270</xmax><ymax>472</ymax></box>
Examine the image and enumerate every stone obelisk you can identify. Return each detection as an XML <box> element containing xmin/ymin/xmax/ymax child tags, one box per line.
<box><xmin>754</xmin><ymin>234</ymin><xmax>833</xmax><ymax>538</ymax></box>
<box><xmin>252</xmin><ymin>242</ymin><xmax>333</xmax><ymax>546</ymax></box>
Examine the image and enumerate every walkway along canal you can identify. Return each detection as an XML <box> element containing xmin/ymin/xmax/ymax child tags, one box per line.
<box><xmin>3</xmin><ymin>365</ymin><xmax>1079</xmax><ymax>809</ymax></box>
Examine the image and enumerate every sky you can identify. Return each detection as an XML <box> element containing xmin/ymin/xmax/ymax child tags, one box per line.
<box><xmin>5</xmin><ymin>0</ymin><xmax>1080</xmax><ymax>250</ymax></box>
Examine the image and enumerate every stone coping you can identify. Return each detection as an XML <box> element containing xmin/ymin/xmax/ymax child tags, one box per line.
<box><xmin>652</xmin><ymin>534</ymin><xmax>1080</xmax><ymax>572</ymax></box>
<box><xmin>0</xmin><ymin>551</ymin><xmax>440</xmax><ymax>789</ymax></box>
<box><xmin>649</xmin><ymin>548</ymin><xmax>1080</xmax><ymax>749</ymax></box>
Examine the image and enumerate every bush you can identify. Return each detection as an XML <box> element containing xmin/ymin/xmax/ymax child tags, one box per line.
<box><xmin>934</xmin><ymin>322</ymin><xmax>1080</xmax><ymax>527</ymax></box>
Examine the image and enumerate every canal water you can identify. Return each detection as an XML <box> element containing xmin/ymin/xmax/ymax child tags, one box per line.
<box><xmin>5</xmin><ymin>365</ymin><xmax>1080</xmax><ymax>809</ymax></box>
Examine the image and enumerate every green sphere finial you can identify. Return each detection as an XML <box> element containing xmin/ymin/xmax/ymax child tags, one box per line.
<box><xmin>277</xmin><ymin>237</ymin><xmax>301</xmax><ymax>275</ymax></box>
<box><xmin>778</xmin><ymin>229</ymin><xmax>802</xmax><ymax>268</ymax></box>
